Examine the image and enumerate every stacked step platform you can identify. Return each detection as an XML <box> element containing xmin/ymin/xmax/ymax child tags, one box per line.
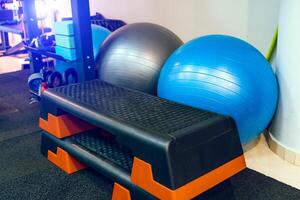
<box><xmin>39</xmin><ymin>80</ymin><xmax>246</xmax><ymax>200</ymax></box>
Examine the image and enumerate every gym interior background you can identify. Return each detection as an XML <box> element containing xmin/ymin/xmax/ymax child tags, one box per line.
<box><xmin>0</xmin><ymin>0</ymin><xmax>299</xmax><ymax>199</ymax></box>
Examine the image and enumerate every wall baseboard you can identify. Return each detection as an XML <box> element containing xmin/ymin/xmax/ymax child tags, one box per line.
<box><xmin>266</xmin><ymin>132</ymin><xmax>300</xmax><ymax>166</ymax></box>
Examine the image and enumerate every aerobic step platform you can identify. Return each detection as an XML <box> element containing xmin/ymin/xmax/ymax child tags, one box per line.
<box><xmin>39</xmin><ymin>80</ymin><xmax>246</xmax><ymax>200</ymax></box>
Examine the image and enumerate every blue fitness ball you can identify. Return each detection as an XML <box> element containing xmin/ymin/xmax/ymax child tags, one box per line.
<box><xmin>158</xmin><ymin>35</ymin><xmax>278</xmax><ymax>144</ymax></box>
<box><xmin>92</xmin><ymin>24</ymin><xmax>111</xmax><ymax>58</ymax></box>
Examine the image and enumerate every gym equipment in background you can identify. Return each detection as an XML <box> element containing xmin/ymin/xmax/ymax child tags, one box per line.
<box><xmin>32</xmin><ymin>32</ymin><xmax>55</xmax><ymax>52</ymax></box>
<box><xmin>63</xmin><ymin>12</ymin><xmax>126</xmax><ymax>32</ymax></box>
<box><xmin>39</xmin><ymin>80</ymin><xmax>246</xmax><ymax>200</ymax></box>
<box><xmin>97</xmin><ymin>23</ymin><xmax>183</xmax><ymax>95</ymax></box>
<box><xmin>0</xmin><ymin>9</ymin><xmax>14</xmax><ymax>23</ymax></box>
<box><xmin>92</xmin><ymin>19</ymin><xmax>126</xmax><ymax>32</ymax></box>
<box><xmin>27</xmin><ymin>23</ymin><xmax>110</xmax><ymax>103</ymax></box>
<box><xmin>27</xmin><ymin>60</ymin><xmax>56</xmax><ymax>103</ymax></box>
<box><xmin>53</xmin><ymin>22</ymin><xmax>111</xmax><ymax>85</ymax></box>
<box><xmin>86</xmin><ymin>12</ymin><xmax>126</xmax><ymax>32</ymax></box>
<box><xmin>158</xmin><ymin>35</ymin><xmax>279</xmax><ymax>144</ymax></box>
<box><xmin>54</xmin><ymin>21</ymin><xmax>111</xmax><ymax>60</ymax></box>
<box><xmin>26</xmin><ymin>11</ymin><xmax>126</xmax><ymax>100</ymax></box>
<box><xmin>27</xmin><ymin>72</ymin><xmax>44</xmax><ymax>97</ymax></box>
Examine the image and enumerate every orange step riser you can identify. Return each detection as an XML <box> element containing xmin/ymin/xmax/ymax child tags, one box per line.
<box><xmin>47</xmin><ymin>147</ymin><xmax>86</xmax><ymax>174</ymax></box>
<box><xmin>131</xmin><ymin>155</ymin><xmax>246</xmax><ymax>200</ymax></box>
<box><xmin>39</xmin><ymin>113</ymin><xmax>95</xmax><ymax>138</ymax></box>
<box><xmin>112</xmin><ymin>183</ymin><xmax>132</xmax><ymax>200</ymax></box>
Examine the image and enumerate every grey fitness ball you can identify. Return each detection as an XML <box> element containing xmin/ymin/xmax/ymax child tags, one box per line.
<box><xmin>96</xmin><ymin>22</ymin><xmax>183</xmax><ymax>95</ymax></box>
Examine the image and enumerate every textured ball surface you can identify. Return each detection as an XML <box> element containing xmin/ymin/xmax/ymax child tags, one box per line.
<box><xmin>158</xmin><ymin>35</ymin><xmax>278</xmax><ymax>144</ymax></box>
<box><xmin>97</xmin><ymin>23</ymin><xmax>183</xmax><ymax>95</ymax></box>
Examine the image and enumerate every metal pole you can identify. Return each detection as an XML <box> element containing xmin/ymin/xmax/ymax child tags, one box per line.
<box><xmin>71</xmin><ymin>0</ymin><xmax>96</xmax><ymax>82</ymax></box>
<box><xmin>23</xmin><ymin>0</ymin><xmax>43</xmax><ymax>73</ymax></box>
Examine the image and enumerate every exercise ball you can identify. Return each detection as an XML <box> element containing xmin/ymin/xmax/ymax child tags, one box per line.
<box><xmin>91</xmin><ymin>25</ymin><xmax>111</xmax><ymax>58</ymax></box>
<box><xmin>96</xmin><ymin>23</ymin><xmax>183</xmax><ymax>95</ymax></box>
<box><xmin>158</xmin><ymin>35</ymin><xmax>278</xmax><ymax>144</ymax></box>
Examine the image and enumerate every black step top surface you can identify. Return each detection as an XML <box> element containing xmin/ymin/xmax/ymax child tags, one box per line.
<box><xmin>44</xmin><ymin>80</ymin><xmax>227</xmax><ymax>138</ymax></box>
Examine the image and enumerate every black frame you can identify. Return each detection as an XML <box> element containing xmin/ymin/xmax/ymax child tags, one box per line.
<box><xmin>23</xmin><ymin>0</ymin><xmax>42</xmax><ymax>73</ymax></box>
<box><xmin>71</xmin><ymin>0</ymin><xmax>96</xmax><ymax>82</ymax></box>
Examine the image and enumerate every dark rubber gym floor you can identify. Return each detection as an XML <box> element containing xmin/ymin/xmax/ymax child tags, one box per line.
<box><xmin>0</xmin><ymin>70</ymin><xmax>299</xmax><ymax>200</ymax></box>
